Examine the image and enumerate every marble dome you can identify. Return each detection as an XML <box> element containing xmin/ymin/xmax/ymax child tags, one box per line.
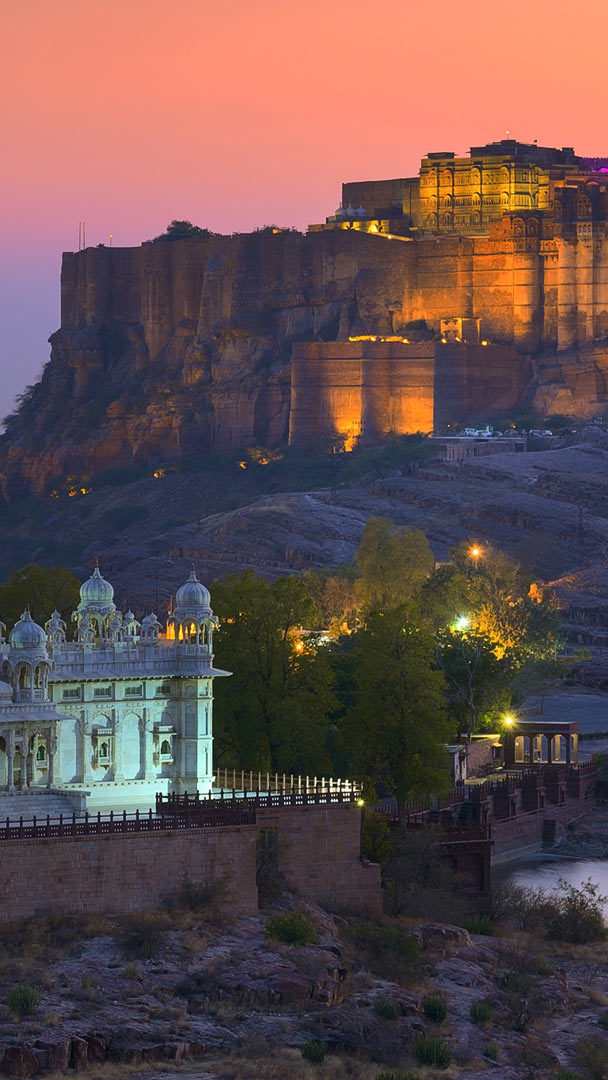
<box><xmin>80</xmin><ymin>566</ymin><xmax>114</xmax><ymax>605</ymax></box>
<box><xmin>8</xmin><ymin>610</ymin><xmax>47</xmax><ymax>649</ymax></box>
<box><xmin>174</xmin><ymin>570</ymin><xmax>211</xmax><ymax>618</ymax></box>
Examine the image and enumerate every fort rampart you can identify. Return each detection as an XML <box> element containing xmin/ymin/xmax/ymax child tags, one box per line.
<box><xmin>0</xmin><ymin>801</ymin><xmax>381</xmax><ymax>922</ymax></box>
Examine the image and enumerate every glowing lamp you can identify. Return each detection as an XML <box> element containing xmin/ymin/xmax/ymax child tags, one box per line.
<box><xmin>356</xmin><ymin>798</ymin><xmax>365</xmax><ymax>807</ymax></box>
<box><xmin>454</xmin><ymin>615</ymin><xmax>470</xmax><ymax>631</ymax></box>
<box><xmin>470</xmin><ymin>546</ymin><xmax>481</xmax><ymax>559</ymax></box>
<box><xmin>503</xmin><ymin>715</ymin><xmax>514</xmax><ymax>726</ymax></box>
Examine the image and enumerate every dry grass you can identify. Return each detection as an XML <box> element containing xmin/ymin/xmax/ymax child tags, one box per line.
<box><xmin>212</xmin><ymin>1047</ymin><xmax>384</xmax><ymax>1079</ymax></box>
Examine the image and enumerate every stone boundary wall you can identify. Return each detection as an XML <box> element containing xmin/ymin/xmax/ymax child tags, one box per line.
<box><xmin>259</xmin><ymin>803</ymin><xmax>382</xmax><ymax>915</ymax></box>
<box><xmin>0</xmin><ymin>804</ymin><xmax>382</xmax><ymax>922</ymax></box>
<box><xmin>491</xmin><ymin>796</ymin><xmax>591</xmax><ymax>864</ymax></box>
<box><xmin>0</xmin><ymin>826</ymin><xmax>258</xmax><ymax>922</ymax></box>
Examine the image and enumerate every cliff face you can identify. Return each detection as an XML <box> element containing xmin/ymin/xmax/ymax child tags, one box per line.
<box><xmin>0</xmin><ymin>230</ymin><xmax>409</xmax><ymax>495</ymax></box>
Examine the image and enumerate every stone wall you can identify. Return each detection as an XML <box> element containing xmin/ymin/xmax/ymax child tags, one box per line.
<box><xmin>0</xmin><ymin>803</ymin><xmax>381</xmax><ymax>922</ymax></box>
<box><xmin>0</xmin><ymin>825</ymin><xmax>258</xmax><ymax>922</ymax></box>
<box><xmin>289</xmin><ymin>340</ymin><xmax>528</xmax><ymax>446</ymax></box>
<box><xmin>258</xmin><ymin>803</ymin><xmax>382</xmax><ymax>915</ymax></box>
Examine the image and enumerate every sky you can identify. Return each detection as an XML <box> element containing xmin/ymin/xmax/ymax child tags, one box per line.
<box><xmin>1</xmin><ymin>0</ymin><xmax>607</xmax><ymax>419</ymax></box>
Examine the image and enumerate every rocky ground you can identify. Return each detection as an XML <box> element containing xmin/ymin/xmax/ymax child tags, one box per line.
<box><xmin>4</xmin><ymin>887</ymin><xmax>608</xmax><ymax>1079</ymax></box>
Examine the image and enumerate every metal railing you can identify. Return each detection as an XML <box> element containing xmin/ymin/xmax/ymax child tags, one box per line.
<box><xmin>157</xmin><ymin>788</ymin><xmax>361</xmax><ymax>814</ymax></box>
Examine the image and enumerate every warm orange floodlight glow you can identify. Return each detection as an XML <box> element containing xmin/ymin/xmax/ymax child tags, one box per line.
<box><xmin>470</xmin><ymin>546</ymin><xmax>481</xmax><ymax>558</ymax></box>
<box><xmin>503</xmin><ymin>714</ymin><xmax>514</xmax><ymax>726</ymax></box>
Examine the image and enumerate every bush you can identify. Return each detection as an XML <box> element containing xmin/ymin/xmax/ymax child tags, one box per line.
<box><xmin>575</xmin><ymin>1035</ymin><xmax>608</xmax><ymax>1080</ymax></box>
<box><xmin>265</xmin><ymin>911</ymin><xmax>316</xmax><ymax>946</ymax></box>
<box><xmin>495</xmin><ymin>879</ymin><xmax>607</xmax><ymax>943</ymax></box>
<box><xmin>461</xmin><ymin>913</ymin><xmax>494</xmax><ymax>935</ymax></box>
<box><xmin>346</xmin><ymin>920</ymin><xmax>419</xmax><ymax>981</ymax></box>
<box><xmin>301</xmin><ymin>1041</ymin><xmax>327</xmax><ymax>1064</ymax></box>
<box><xmin>501</xmin><ymin>970</ymin><xmax>534</xmax><ymax>994</ymax></box>
<box><xmin>422</xmin><ymin>993</ymin><xmax>448</xmax><ymax>1023</ymax></box>
<box><xmin>470</xmin><ymin>998</ymin><xmax>494</xmax><ymax>1024</ymax></box>
<box><xmin>537</xmin><ymin>957</ymin><xmax>555</xmax><ymax>976</ymax></box>
<box><xmin>373</xmin><ymin>996</ymin><xmax>399</xmax><ymax>1020</ymax></box>
<box><xmin>178</xmin><ymin>878</ymin><xmax>226</xmax><ymax>913</ymax></box>
<box><xmin>412</xmin><ymin>1034</ymin><xmax>451</xmax><ymax>1068</ymax></box>
<box><xmin>484</xmin><ymin>1041</ymin><xmax>499</xmax><ymax>1060</ymax></box>
<box><xmin>376</xmin><ymin>1072</ymin><xmax>421</xmax><ymax>1080</ymax></box>
<box><xmin>6</xmin><ymin>983</ymin><xmax>40</xmax><ymax>1017</ymax></box>
<box><xmin>119</xmin><ymin>911</ymin><xmax>170</xmax><ymax>960</ymax></box>
<box><xmin>546</xmin><ymin>879</ymin><xmax>607</xmax><ymax>944</ymax></box>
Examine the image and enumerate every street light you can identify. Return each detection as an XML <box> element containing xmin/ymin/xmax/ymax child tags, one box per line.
<box><xmin>470</xmin><ymin>545</ymin><xmax>482</xmax><ymax>560</ymax></box>
<box><xmin>503</xmin><ymin>714</ymin><xmax>514</xmax><ymax>727</ymax></box>
<box><xmin>454</xmin><ymin>615</ymin><xmax>470</xmax><ymax>632</ymax></box>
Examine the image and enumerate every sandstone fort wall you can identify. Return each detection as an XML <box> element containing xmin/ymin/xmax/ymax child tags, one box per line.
<box><xmin>0</xmin><ymin>804</ymin><xmax>381</xmax><ymax>922</ymax></box>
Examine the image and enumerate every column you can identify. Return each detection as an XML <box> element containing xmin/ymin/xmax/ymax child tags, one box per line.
<box><xmin>113</xmin><ymin>709</ymin><xmax>124</xmax><ymax>780</ymax></box>
<box><xmin>47</xmin><ymin>730</ymin><xmax>58</xmax><ymax>788</ymax></box>
<box><xmin>139</xmin><ymin>709</ymin><xmax>155</xmax><ymax>780</ymax></box>
<box><xmin>21</xmin><ymin>730</ymin><xmax>29</xmax><ymax>790</ymax></box>
<box><xmin>80</xmin><ymin>713</ymin><xmax>94</xmax><ymax>784</ymax></box>
<box><xmin>6</xmin><ymin>728</ymin><xmax>14</xmax><ymax>791</ymax></box>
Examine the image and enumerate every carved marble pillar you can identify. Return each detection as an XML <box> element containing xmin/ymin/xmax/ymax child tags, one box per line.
<box><xmin>6</xmin><ymin>728</ymin><xmax>15</xmax><ymax>791</ymax></box>
<box><xmin>47</xmin><ymin>729</ymin><xmax>58</xmax><ymax>788</ymax></box>
<box><xmin>139</xmin><ymin>709</ymin><xmax>155</xmax><ymax>780</ymax></box>
<box><xmin>80</xmin><ymin>713</ymin><xmax>94</xmax><ymax>784</ymax></box>
<box><xmin>113</xmin><ymin>709</ymin><xmax>124</xmax><ymax>780</ymax></box>
<box><xmin>21</xmin><ymin>730</ymin><xmax>29</xmax><ymax>790</ymax></box>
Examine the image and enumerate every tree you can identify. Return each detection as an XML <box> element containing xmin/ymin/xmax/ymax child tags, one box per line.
<box><xmin>210</xmin><ymin>571</ymin><xmax>335</xmax><ymax>774</ymax></box>
<box><xmin>355</xmin><ymin>517</ymin><xmax>434</xmax><ymax>614</ymax></box>
<box><xmin>339</xmin><ymin>607</ymin><xmax>452</xmax><ymax>820</ymax></box>
<box><xmin>152</xmin><ymin>220</ymin><xmax>215</xmax><ymax>242</ymax></box>
<box><xmin>436</xmin><ymin>627</ymin><xmax>514</xmax><ymax>739</ymax></box>
<box><xmin>0</xmin><ymin>565</ymin><xmax>81</xmax><ymax>629</ymax></box>
<box><xmin>302</xmin><ymin>567</ymin><xmax>359</xmax><ymax>635</ymax></box>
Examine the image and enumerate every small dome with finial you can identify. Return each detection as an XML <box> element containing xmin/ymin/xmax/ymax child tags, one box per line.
<box><xmin>174</xmin><ymin>569</ymin><xmax>211</xmax><ymax>620</ymax></box>
<box><xmin>8</xmin><ymin>610</ymin><xmax>47</xmax><ymax>650</ymax></box>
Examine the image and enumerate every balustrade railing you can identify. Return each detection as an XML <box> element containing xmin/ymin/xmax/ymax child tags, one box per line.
<box><xmin>212</xmin><ymin>768</ymin><xmax>361</xmax><ymax>796</ymax></box>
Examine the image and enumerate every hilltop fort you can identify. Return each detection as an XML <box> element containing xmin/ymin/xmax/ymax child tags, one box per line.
<box><xmin>2</xmin><ymin>138</ymin><xmax>608</xmax><ymax>493</ymax></box>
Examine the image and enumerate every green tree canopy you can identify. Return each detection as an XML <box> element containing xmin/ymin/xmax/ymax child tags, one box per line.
<box><xmin>0</xmin><ymin>565</ymin><xmax>81</xmax><ymax>629</ymax></box>
<box><xmin>339</xmin><ymin>607</ymin><xmax>452</xmax><ymax>819</ymax></box>
<box><xmin>152</xmin><ymin>220</ymin><xmax>215</xmax><ymax>241</ymax></box>
<box><xmin>210</xmin><ymin>571</ymin><xmax>335</xmax><ymax>774</ymax></box>
<box><xmin>435</xmin><ymin>627</ymin><xmax>514</xmax><ymax>739</ymax></box>
<box><xmin>355</xmin><ymin>517</ymin><xmax>434</xmax><ymax>614</ymax></box>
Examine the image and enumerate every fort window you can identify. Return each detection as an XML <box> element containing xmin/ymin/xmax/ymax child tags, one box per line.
<box><xmin>94</xmin><ymin>687</ymin><xmax>112</xmax><ymax>699</ymax></box>
<box><xmin>160</xmin><ymin>739</ymin><xmax>171</xmax><ymax>755</ymax></box>
<box><xmin>99</xmin><ymin>742</ymin><xmax>109</xmax><ymax>761</ymax></box>
<box><xmin>156</xmin><ymin>683</ymin><xmax>171</xmax><ymax>696</ymax></box>
<box><xmin>36</xmin><ymin>743</ymin><xmax>46</xmax><ymax>763</ymax></box>
<box><xmin>62</xmin><ymin>687</ymin><xmax>81</xmax><ymax>700</ymax></box>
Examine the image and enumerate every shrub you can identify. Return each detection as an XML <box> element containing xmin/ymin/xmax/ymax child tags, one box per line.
<box><xmin>546</xmin><ymin>879</ymin><xmax>607</xmax><ymax>944</ymax></box>
<box><xmin>470</xmin><ymin>999</ymin><xmax>494</xmax><ymax>1024</ymax></box>
<box><xmin>422</xmin><ymin>993</ymin><xmax>448</xmax><ymax>1023</ymax></box>
<box><xmin>265</xmin><ymin>911</ymin><xmax>316</xmax><ymax>946</ymax></box>
<box><xmin>374</xmin><ymin>996</ymin><xmax>399</xmax><ymax>1020</ymax></box>
<box><xmin>501</xmin><ymin>969</ymin><xmax>534</xmax><ymax>994</ymax></box>
<box><xmin>376</xmin><ymin>1072</ymin><xmax>421</xmax><ymax>1080</ymax></box>
<box><xmin>6</xmin><ymin>983</ymin><xmax>40</xmax><ymax>1017</ymax></box>
<box><xmin>119</xmin><ymin>911</ymin><xmax>170</xmax><ymax>960</ymax></box>
<box><xmin>555</xmin><ymin>1070</ymin><xmax>581</xmax><ymax>1080</ymax></box>
<box><xmin>178</xmin><ymin>878</ymin><xmax>226</xmax><ymax>913</ymax></box>
<box><xmin>301</xmin><ymin>1041</ymin><xmax>327</xmax><ymax>1064</ymax></box>
<box><xmin>346</xmin><ymin>920</ymin><xmax>419</xmax><ymax>981</ymax></box>
<box><xmin>461</xmin><ymin>913</ymin><xmax>494</xmax><ymax>935</ymax></box>
<box><xmin>124</xmin><ymin>964</ymin><xmax>139</xmax><ymax>980</ymax></box>
<box><xmin>484</xmin><ymin>1041</ymin><xmax>499</xmax><ymax>1060</ymax></box>
<box><xmin>412</xmin><ymin>1034</ymin><xmax>451</xmax><ymax>1068</ymax></box>
<box><xmin>575</xmin><ymin>1035</ymin><xmax>608</xmax><ymax>1080</ymax></box>
<box><xmin>495</xmin><ymin>879</ymin><xmax>607</xmax><ymax>943</ymax></box>
<box><xmin>537</xmin><ymin>957</ymin><xmax>555</xmax><ymax>976</ymax></box>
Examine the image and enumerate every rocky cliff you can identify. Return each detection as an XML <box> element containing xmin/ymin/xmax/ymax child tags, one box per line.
<box><xmin>0</xmin><ymin>230</ymin><xmax>410</xmax><ymax>496</ymax></box>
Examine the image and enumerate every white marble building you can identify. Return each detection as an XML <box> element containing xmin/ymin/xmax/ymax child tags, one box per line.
<box><xmin>0</xmin><ymin>566</ymin><xmax>229</xmax><ymax>813</ymax></box>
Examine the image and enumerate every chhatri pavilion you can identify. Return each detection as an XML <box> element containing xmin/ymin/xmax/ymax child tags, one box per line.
<box><xmin>0</xmin><ymin>566</ymin><xmax>229</xmax><ymax>813</ymax></box>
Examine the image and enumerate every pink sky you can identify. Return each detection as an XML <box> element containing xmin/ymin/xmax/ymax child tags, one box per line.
<box><xmin>1</xmin><ymin>0</ymin><xmax>606</xmax><ymax>417</ymax></box>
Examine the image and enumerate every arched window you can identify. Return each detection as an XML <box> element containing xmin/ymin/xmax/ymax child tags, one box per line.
<box><xmin>36</xmin><ymin>743</ymin><xmax>46</xmax><ymax>762</ymax></box>
<box><xmin>160</xmin><ymin>740</ymin><xmax>171</xmax><ymax>755</ymax></box>
<box><xmin>99</xmin><ymin>742</ymin><xmax>109</xmax><ymax>761</ymax></box>
<box><xmin>512</xmin><ymin>217</ymin><xmax>525</xmax><ymax>237</ymax></box>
